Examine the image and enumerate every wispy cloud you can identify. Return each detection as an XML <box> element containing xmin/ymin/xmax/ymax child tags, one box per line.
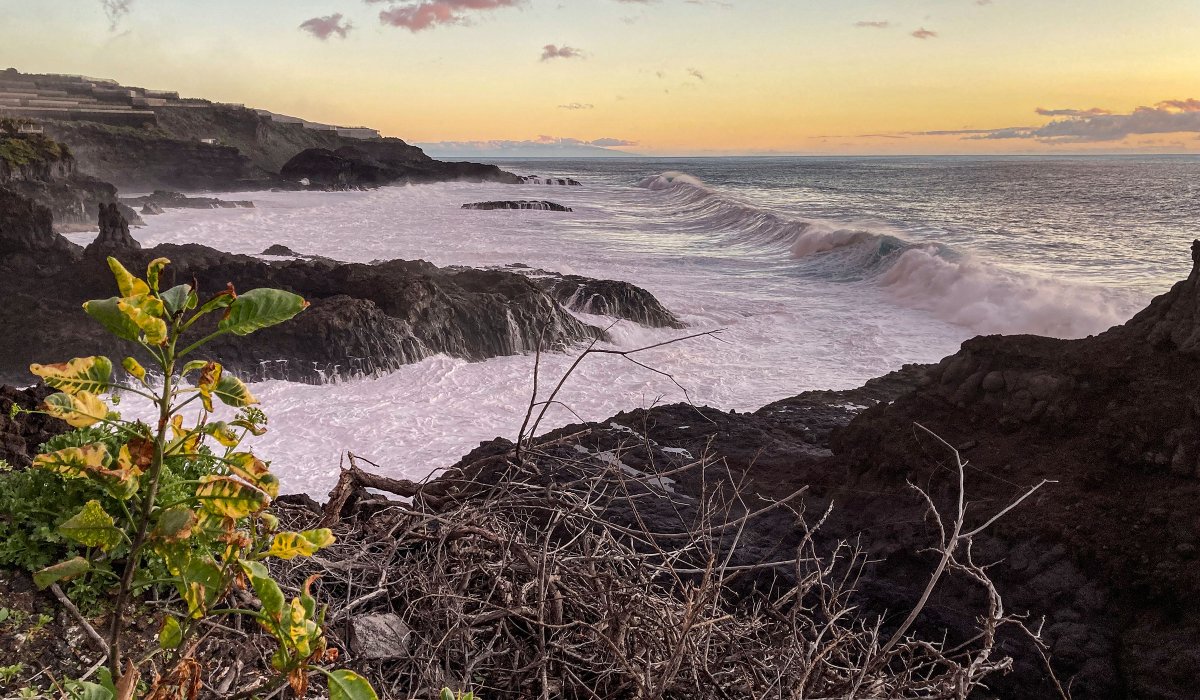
<box><xmin>901</xmin><ymin>99</ymin><xmax>1200</xmax><ymax>143</ymax></box>
<box><xmin>687</xmin><ymin>67</ymin><xmax>705</xmax><ymax>81</ymax></box>
<box><xmin>541</xmin><ymin>44</ymin><xmax>585</xmax><ymax>61</ymax></box>
<box><xmin>558</xmin><ymin>102</ymin><xmax>594</xmax><ymax>110</ymax></box>
<box><xmin>854</xmin><ymin>21</ymin><xmax>890</xmax><ymax>28</ymax></box>
<box><xmin>300</xmin><ymin>13</ymin><xmax>353</xmax><ymax>40</ymax></box>
<box><xmin>911</xmin><ymin>27</ymin><xmax>938</xmax><ymax>39</ymax></box>
<box><xmin>375</xmin><ymin>0</ymin><xmax>522</xmax><ymax>32</ymax></box>
<box><xmin>99</xmin><ymin>0</ymin><xmax>133</xmax><ymax>31</ymax></box>
<box><xmin>1035</xmin><ymin>107</ymin><xmax>1111</xmax><ymax>117</ymax></box>
<box><xmin>417</xmin><ymin>135</ymin><xmax>638</xmax><ymax>157</ymax></box>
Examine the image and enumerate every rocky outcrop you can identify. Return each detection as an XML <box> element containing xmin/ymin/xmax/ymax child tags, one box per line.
<box><xmin>507</xmin><ymin>267</ymin><xmax>685</xmax><ymax>329</ymax></box>
<box><xmin>517</xmin><ymin>176</ymin><xmax>582</xmax><ymax>186</ymax></box>
<box><xmin>0</xmin><ymin>187</ymin><xmax>80</xmax><ymax>261</ymax></box>
<box><xmin>282</xmin><ymin>148</ymin><xmax>521</xmax><ymax>189</ymax></box>
<box><xmin>1120</xmin><ymin>239</ymin><xmax>1200</xmax><ymax>353</ymax></box>
<box><xmin>85</xmin><ymin>203</ymin><xmax>140</xmax><ymax>256</ymax></box>
<box><xmin>462</xmin><ymin>201</ymin><xmax>572</xmax><ymax>212</ymax></box>
<box><xmin>122</xmin><ymin>190</ymin><xmax>254</xmax><ymax>212</ymax></box>
<box><xmin>0</xmin><ymin>242</ymin><xmax>606</xmax><ymax>385</ymax></box>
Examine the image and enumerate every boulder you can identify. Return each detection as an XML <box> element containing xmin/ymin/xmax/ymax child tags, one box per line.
<box><xmin>348</xmin><ymin>614</ymin><xmax>411</xmax><ymax>661</ymax></box>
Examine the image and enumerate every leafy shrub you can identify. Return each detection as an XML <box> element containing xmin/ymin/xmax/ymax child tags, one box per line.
<box><xmin>14</xmin><ymin>257</ymin><xmax>378</xmax><ymax>699</ymax></box>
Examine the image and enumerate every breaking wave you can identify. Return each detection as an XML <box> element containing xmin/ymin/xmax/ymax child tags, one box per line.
<box><xmin>636</xmin><ymin>171</ymin><xmax>1134</xmax><ymax>338</ymax></box>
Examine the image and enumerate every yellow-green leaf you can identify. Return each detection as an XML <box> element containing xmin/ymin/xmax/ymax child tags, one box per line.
<box><xmin>29</xmin><ymin>356</ymin><xmax>113</xmax><ymax>396</ymax></box>
<box><xmin>33</xmin><ymin>556</ymin><xmax>90</xmax><ymax>590</ymax></box>
<box><xmin>153</xmin><ymin>507</ymin><xmax>197</xmax><ymax>543</ymax></box>
<box><xmin>267</xmin><ymin>529</ymin><xmax>334</xmax><ymax>560</ymax></box>
<box><xmin>227</xmin><ymin>452</ymin><xmax>279</xmax><ymax>499</ymax></box>
<box><xmin>83</xmin><ymin>297</ymin><xmax>141</xmax><ymax>341</ymax></box>
<box><xmin>35</xmin><ymin>443</ymin><xmax>141</xmax><ymax>499</ymax></box>
<box><xmin>286</xmin><ymin>598</ymin><xmax>315</xmax><ymax>657</ymax></box>
<box><xmin>42</xmin><ymin>391</ymin><xmax>109</xmax><ymax>428</ymax></box>
<box><xmin>218</xmin><ymin>288</ymin><xmax>309</xmax><ymax>336</ymax></box>
<box><xmin>205</xmin><ymin>421</ymin><xmax>240</xmax><ymax>447</ymax></box>
<box><xmin>197</xmin><ymin>362</ymin><xmax>222</xmax><ymax>412</ymax></box>
<box><xmin>107</xmin><ymin>257</ymin><xmax>150</xmax><ymax>298</ymax></box>
<box><xmin>195</xmin><ymin>475</ymin><xmax>269</xmax><ymax>518</ymax></box>
<box><xmin>328</xmin><ymin>670</ymin><xmax>380</xmax><ymax>700</ymax></box>
<box><xmin>159</xmin><ymin>615</ymin><xmax>183</xmax><ymax>650</ymax></box>
<box><xmin>215</xmin><ymin>372</ymin><xmax>257</xmax><ymax>408</ymax></box>
<box><xmin>58</xmin><ymin>500</ymin><xmax>122</xmax><ymax>551</ymax></box>
<box><xmin>240</xmin><ymin>561</ymin><xmax>285</xmax><ymax>618</ymax></box>
<box><xmin>146</xmin><ymin>257</ymin><xmax>170</xmax><ymax>292</ymax></box>
<box><xmin>122</xmin><ymin>357</ymin><xmax>146</xmax><ymax>382</ymax></box>
<box><xmin>117</xmin><ymin>294</ymin><xmax>168</xmax><ymax>345</ymax></box>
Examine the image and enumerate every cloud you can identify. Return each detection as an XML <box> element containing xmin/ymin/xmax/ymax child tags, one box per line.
<box><xmin>687</xmin><ymin>68</ymin><xmax>705</xmax><ymax>81</ymax></box>
<box><xmin>911</xmin><ymin>27</ymin><xmax>937</xmax><ymax>39</ymax></box>
<box><xmin>376</xmin><ymin>0</ymin><xmax>522</xmax><ymax>32</ymax></box>
<box><xmin>300</xmin><ymin>13</ymin><xmax>353</xmax><ymax>40</ymax></box>
<box><xmin>541</xmin><ymin>44</ymin><xmax>584</xmax><ymax>60</ymax></box>
<box><xmin>854</xmin><ymin>21</ymin><xmax>890</xmax><ymax>28</ymax></box>
<box><xmin>589</xmin><ymin>137</ymin><xmax>636</xmax><ymax>146</ymax></box>
<box><xmin>417</xmin><ymin>135</ymin><xmax>638</xmax><ymax>157</ymax></box>
<box><xmin>99</xmin><ymin>0</ymin><xmax>133</xmax><ymax>31</ymax></box>
<box><xmin>908</xmin><ymin>98</ymin><xmax>1200</xmax><ymax>143</ymax></box>
<box><xmin>558</xmin><ymin>102</ymin><xmax>594</xmax><ymax>110</ymax></box>
<box><xmin>1035</xmin><ymin>107</ymin><xmax>1111</xmax><ymax>117</ymax></box>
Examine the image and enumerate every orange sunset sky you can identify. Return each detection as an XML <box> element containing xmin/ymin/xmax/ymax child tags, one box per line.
<box><xmin>4</xmin><ymin>0</ymin><xmax>1199</xmax><ymax>155</ymax></box>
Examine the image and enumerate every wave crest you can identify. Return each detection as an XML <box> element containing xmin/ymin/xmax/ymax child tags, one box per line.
<box><xmin>636</xmin><ymin>171</ymin><xmax>1133</xmax><ymax>338</ymax></box>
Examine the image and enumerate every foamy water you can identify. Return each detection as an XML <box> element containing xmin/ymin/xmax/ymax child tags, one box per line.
<box><xmin>92</xmin><ymin>157</ymin><xmax>1197</xmax><ymax>494</ymax></box>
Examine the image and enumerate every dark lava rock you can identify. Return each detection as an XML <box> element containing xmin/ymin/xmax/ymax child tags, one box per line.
<box><xmin>462</xmin><ymin>200</ymin><xmax>573</xmax><ymax>212</ymax></box>
<box><xmin>513</xmin><ymin>269</ymin><xmax>684</xmax><ymax>329</ymax></box>
<box><xmin>262</xmin><ymin>244</ymin><xmax>300</xmax><ymax>256</ymax></box>
<box><xmin>0</xmin><ymin>242</ymin><xmax>605</xmax><ymax>385</ymax></box>
<box><xmin>0</xmin><ymin>385</ymin><xmax>66</xmax><ymax>468</ymax></box>
<box><xmin>517</xmin><ymin>176</ymin><xmax>582</xmax><ymax>186</ymax></box>
<box><xmin>122</xmin><ymin>190</ymin><xmax>254</xmax><ymax>211</ymax></box>
<box><xmin>282</xmin><ymin>148</ymin><xmax>521</xmax><ymax>189</ymax></box>
<box><xmin>85</xmin><ymin>202</ymin><xmax>140</xmax><ymax>256</ymax></box>
<box><xmin>0</xmin><ymin>187</ymin><xmax>80</xmax><ymax>261</ymax></box>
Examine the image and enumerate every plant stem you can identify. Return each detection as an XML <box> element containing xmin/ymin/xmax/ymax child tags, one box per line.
<box><xmin>107</xmin><ymin>348</ymin><xmax>175</xmax><ymax>677</ymax></box>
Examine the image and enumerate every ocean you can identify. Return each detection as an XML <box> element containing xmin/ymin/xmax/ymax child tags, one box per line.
<box><xmin>89</xmin><ymin>156</ymin><xmax>1200</xmax><ymax>494</ymax></box>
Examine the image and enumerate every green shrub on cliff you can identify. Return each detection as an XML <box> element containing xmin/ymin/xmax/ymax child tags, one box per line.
<box><xmin>9</xmin><ymin>256</ymin><xmax>378</xmax><ymax>700</ymax></box>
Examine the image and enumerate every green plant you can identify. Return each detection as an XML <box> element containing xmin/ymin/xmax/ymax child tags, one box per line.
<box><xmin>19</xmin><ymin>257</ymin><xmax>378</xmax><ymax>699</ymax></box>
<box><xmin>440</xmin><ymin>689</ymin><xmax>478</xmax><ymax>700</ymax></box>
<box><xmin>0</xmin><ymin>662</ymin><xmax>24</xmax><ymax>684</ymax></box>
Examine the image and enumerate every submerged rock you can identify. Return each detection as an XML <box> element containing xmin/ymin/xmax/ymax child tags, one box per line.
<box><xmin>517</xmin><ymin>175</ymin><xmax>582</xmax><ymax>186</ymax></box>
<box><xmin>462</xmin><ymin>200</ymin><xmax>572</xmax><ymax>212</ymax></box>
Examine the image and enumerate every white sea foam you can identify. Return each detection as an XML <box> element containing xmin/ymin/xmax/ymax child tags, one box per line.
<box><xmin>108</xmin><ymin>169</ymin><xmax>1147</xmax><ymax>495</ymax></box>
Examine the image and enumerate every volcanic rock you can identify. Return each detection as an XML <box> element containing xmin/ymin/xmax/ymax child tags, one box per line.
<box><xmin>462</xmin><ymin>200</ymin><xmax>573</xmax><ymax>212</ymax></box>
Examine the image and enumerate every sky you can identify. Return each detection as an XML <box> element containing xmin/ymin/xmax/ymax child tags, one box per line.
<box><xmin>2</xmin><ymin>0</ymin><xmax>1199</xmax><ymax>156</ymax></box>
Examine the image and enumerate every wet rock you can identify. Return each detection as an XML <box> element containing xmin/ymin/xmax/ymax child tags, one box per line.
<box><xmin>507</xmin><ymin>268</ymin><xmax>684</xmax><ymax>329</ymax></box>
<box><xmin>262</xmin><ymin>244</ymin><xmax>299</xmax><ymax>256</ymax></box>
<box><xmin>462</xmin><ymin>200</ymin><xmax>572</xmax><ymax>212</ymax></box>
<box><xmin>122</xmin><ymin>190</ymin><xmax>254</xmax><ymax>211</ymax></box>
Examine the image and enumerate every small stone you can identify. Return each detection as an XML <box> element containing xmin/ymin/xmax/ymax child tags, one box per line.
<box><xmin>349</xmin><ymin>613</ymin><xmax>411</xmax><ymax>660</ymax></box>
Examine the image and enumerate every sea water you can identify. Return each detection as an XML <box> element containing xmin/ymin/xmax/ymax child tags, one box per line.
<box><xmin>95</xmin><ymin>156</ymin><xmax>1200</xmax><ymax>494</ymax></box>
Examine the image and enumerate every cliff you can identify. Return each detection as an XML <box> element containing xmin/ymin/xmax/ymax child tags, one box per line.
<box><xmin>0</xmin><ymin>123</ymin><xmax>141</xmax><ymax>231</ymax></box>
